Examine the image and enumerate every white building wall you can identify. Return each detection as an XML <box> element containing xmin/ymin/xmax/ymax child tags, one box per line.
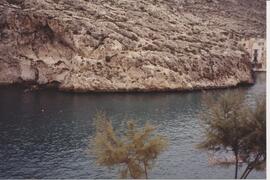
<box><xmin>240</xmin><ymin>38</ymin><xmax>266</xmax><ymax>71</ymax></box>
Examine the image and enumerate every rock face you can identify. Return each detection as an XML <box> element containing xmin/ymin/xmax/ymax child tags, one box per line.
<box><xmin>0</xmin><ymin>0</ymin><xmax>266</xmax><ymax>92</ymax></box>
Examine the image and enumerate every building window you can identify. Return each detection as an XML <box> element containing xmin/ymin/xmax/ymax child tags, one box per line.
<box><xmin>253</xmin><ymin>49</ymin><xmax>258</xmax><ymax>63</ymax></box>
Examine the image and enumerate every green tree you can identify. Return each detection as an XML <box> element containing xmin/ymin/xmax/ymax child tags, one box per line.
<box><xmin>198</xmin><ymin>92</ymin><xmax>266</xmax><ymax>179</ymax></box>
<box><xmin>91</xmin><ymin>112</ymin><xmax>168</xmax><ymax>179</ymax></box>
<box><xmin>239</xmin><ymin>97</ymin><xmax>266</xmax><ymax>178</ymax></box>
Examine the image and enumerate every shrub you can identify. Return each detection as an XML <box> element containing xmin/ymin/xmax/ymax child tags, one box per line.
<box><xmin>198</xmin><ymin>92</ymin><xmax>266</xmax><ymax>179</ymax></box>
<box><xmin>91</xmin><ymin>112</ymin><xmax>168</xmax><ymax>179</ymax></box>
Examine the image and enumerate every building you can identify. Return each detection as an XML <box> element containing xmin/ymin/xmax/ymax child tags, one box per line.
<box><xmin>240</xmin><ymin>38</ymin><xmax>266</xmax><ymax>71</ymax></box>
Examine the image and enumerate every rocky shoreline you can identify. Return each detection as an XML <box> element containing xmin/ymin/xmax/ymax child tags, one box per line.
<box><xmin>0</xmin><ymin>0</ymin><xmax>265</xmax><ymax>93</ymax></box>
<box><xmin>0</xmin><ymin>76</ymin><xmax>255</xmax><ymax>93</ymax></box>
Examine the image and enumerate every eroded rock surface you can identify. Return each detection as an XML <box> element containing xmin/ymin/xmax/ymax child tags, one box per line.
<box><xmin>0</xmin><ymin>0</ymin><xmax>266</xmax><ymax>92</ymax></box>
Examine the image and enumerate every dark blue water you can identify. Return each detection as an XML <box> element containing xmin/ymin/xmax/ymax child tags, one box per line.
<box><xmin>0</xmin><ymin>73</ymin><xmax>266</xmax><ymax>179</ymax></box>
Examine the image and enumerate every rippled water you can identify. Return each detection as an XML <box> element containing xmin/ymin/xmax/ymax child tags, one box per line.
<box><xmin>0</xmin><ymin>73</ymin><xmax>266</xmax><ymax>179</ymax></box>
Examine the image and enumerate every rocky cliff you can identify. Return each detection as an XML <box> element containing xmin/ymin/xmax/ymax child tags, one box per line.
<box><xmin>0</xmin><ymin>0</ymin><xmax>266</xmax><ymax>92</ymax></box>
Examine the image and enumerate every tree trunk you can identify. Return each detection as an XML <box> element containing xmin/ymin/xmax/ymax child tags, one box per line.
<box><xmin>128</xmin><ymin>163</ymin><xmax>135</xmax><ymax>178</ymax></box>
<box><xmin>144</xmin><ymin>162</ymin><xmax>148</xmax><ymax>179</ymax></box>
<box><xmin>240</xmin><ymin>165</ymin><xmax>250</xmax><ymax>179</ymax></box>
<box><xmin>243</xmin><ymin>167</ymin><xmax>253</xmax><ymax>179</ymax></box>
<box><xmin>234</xmin><ymin>152</ymin><xmax>239</xmax><ymax>179</ymax></box>
<box><xmin>241</xmin><ymin>154</ymin><xmax>262</xmax><ymax>179</ymax></box>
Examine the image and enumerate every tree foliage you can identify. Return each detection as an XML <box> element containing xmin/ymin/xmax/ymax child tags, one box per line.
<box><xmin>239</xmin><ymin>97</ymin><xmax>266</xmax><ymax>178</ymax></box>
<box><xmin>91</xmin><ymin>112</ymin><xmax>168</xmax><ymax>179</ymax></box>
<box><xmin>198</xmin><ymin>92</ymin><xmax>266</xmax><ymax>179</ymax></box>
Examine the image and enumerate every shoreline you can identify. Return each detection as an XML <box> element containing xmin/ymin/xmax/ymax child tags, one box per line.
<box><xmin>0</xmin><ymin>79</ymin><xmax>260</xmax><ymax>95</ymax></box>
<box><xmin>0</xmin><ymin>72</ymin><xmax>264</xmax><ymax>94</ymax></box>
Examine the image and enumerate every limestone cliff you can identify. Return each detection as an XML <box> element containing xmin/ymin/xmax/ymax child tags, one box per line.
<box><xmin>0</xmin><ymin>0</ymin><xmax>266</xmax><ymax>92</ymax></box>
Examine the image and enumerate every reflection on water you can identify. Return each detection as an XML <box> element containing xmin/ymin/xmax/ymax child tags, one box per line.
<box><xmin>0</xmin><ymin>73</ymin><xmax>266</xmax><ymax>179</ymax></box>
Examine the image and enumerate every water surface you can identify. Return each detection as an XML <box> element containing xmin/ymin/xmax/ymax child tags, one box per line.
<box><xmin>0</xmin><ymin>73</ymin><xmax>266</xmax><ymax>179</ymax></box>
